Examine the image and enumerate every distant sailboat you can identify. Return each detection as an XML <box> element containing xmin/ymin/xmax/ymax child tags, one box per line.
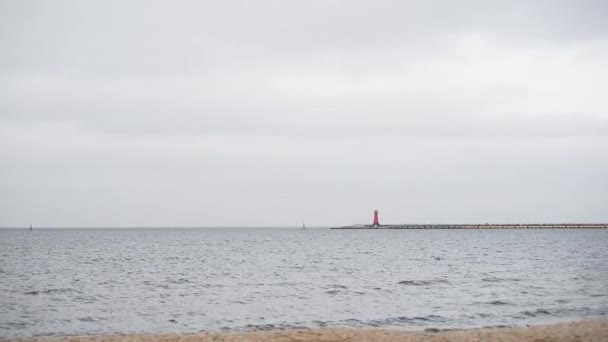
<box><xmin>30</xmin><ymin>224</ymin><xmax>32</xmax><ymax>231</ymax></box>
<box><xmin>302</xmin><ymin>222</ymin><xmax>306</xmax><ymax>230</ymax></box>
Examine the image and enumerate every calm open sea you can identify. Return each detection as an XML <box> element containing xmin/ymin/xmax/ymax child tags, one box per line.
<box><xmin>0</xmin><ymin>228</ymin><xmax>607</xmax><ymax>337</ymax></box>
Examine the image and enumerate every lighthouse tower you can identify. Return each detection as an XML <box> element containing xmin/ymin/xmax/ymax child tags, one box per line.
<box><xmin>373</xmin><ymin>209</ymin><xmax>380</xmax><ymax>227</ymax></box>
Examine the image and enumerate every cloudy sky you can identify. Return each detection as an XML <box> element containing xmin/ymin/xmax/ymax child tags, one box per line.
<box><xmin>1</xmin><ymin>0</ymin><xmax>607</xmax><ymax>227</ymax></box>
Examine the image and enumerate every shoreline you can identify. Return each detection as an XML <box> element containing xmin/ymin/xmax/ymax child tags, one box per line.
<box><xmin>4</xmin><ymin>319</ymin><xmax>607</xmax><ymax>342</ymax></box>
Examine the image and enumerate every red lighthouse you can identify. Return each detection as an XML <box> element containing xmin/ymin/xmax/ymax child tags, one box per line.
<box><xmin>373</xmin><ymin>209</ymin><xmax>380</xmax><ymax>227</ymax></box>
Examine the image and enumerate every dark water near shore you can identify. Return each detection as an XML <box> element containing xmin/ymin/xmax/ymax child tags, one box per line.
<box><xmin>1</xmin><ymin>228</ymin><xmax>607</xmax><ymax>337</ymax></box>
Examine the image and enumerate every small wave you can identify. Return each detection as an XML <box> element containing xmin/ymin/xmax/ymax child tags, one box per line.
<box><xmin>522</xmin><ymin>309</ymin><xmax>552</xmax><ymax>317</ymax></box>
<box><xmin>488</xmin><ymin>300</ymin><xmax>510</xmax><ymax>305</ymax></box>
<box><xmin>166</xmin><ymin>278</ymin><xmax>191</xmax><ymax>284</ymax></box>
<box><xmin>235</xmin><ymin>315</ymin><xmax>446</xmax><ymax>332</ymax></box>
<box><xmin>243</xmin><ymin>323</ymin><xmax>307</xmax><ymax>331</ymax></box>
<box><xmin>482</xmin><ymin>277</ymin><xmax>522</xmax><ymax>283</ymax></box>
<box><xmin>76</xmin><ymin>316</ymin><xmax>97</xmax><ymax>322</ymax></box>
<box><xmin>274</xmin><ymin>282</ymin><xmax>299</xmax><ymax>286</ymax></box>
<box><xmin>24</xmin><ymin>288</ymin><xmax>79</xmax><ymax>295</ymax></box>
<box><xmin>4</xmin><ymin>321</ymin><xmax>28</xmax><ymax>328</ymax></box>
<box><xmin>413</xmin><ymin>316</ymin><xmax>432</xmax><ymax>322</ymax></box>
<box><xmin>368</xmin><ymin>286</ymin><xmax>393</xmax><ymax>293</ymax></box>
<box><xmin>425</xmin><ymin>327</ymin><xmax>457</xmax><ymax>333</ymax></box>
<box><xmin>366</xmin><ymin>315</ymin><xmax>445</xmax><ymax>326</ymax></box>
<box><xmin>321</xmin><ymin>315</ymin><xmax>447</xmax><ymax>327</ymax></box>
<box><xmin>482</xmin><ymin>277</ymin><xmax>501</xmax><ymax>282</ymax></box>
<box><xmin>73</xmin><ymin>295</ymin><xmax>99</xmax><ymax>303</ymax></box>
<box><xmin>312</xmin><ymin>320</ymin><xmax>329</xmax><ymax>327</ymax></box>
<box><xmin>325</xmin><ymin>290</ymin><xmax>340</xmax><ymax>295</ymax></box>
<box><xmin>397</xmin><ymin>279</ymin><xmax>448</xmax><ymax>286</ymax></box>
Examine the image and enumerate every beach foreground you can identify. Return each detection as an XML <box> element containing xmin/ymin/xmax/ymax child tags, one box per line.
<box><xmin>5</xmin><ymin>320</ymin><xmax>607</xmax><ymax>342</ymax></box>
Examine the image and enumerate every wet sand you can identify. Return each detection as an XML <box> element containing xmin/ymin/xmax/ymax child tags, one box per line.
<box><xmin>4</xmin><ymin>320</ymin><xmax>607</xmax><ymax>342</ymax></box>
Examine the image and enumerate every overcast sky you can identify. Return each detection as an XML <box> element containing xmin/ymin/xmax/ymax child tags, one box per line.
<box><xmin>1</xmin><ymin>0</ymin><xmax>607</xmax><ymax>227</ymax></box>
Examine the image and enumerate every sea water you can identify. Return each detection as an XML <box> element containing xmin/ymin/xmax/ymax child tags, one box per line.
<box><xmin>0</xmin><ymin>228</ymin><xmax>606</xmax><ymax>337</ymax></box>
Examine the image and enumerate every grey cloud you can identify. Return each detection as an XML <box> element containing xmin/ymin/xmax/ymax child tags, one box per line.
<box><xmin>1</xmin><ymin>1</ymin><xmax>607</xmax><ymax>226</ymax></box>
<box><xmin>2</xmin><ymin>1</ymin><xmax>607</xmax><ymax>74</ymax></box>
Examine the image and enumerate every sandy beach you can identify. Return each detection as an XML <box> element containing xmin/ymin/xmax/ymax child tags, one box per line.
<box><xmin>4</xmin><ymin>319</ymin><xmax>607</xmax><ymax>342</ymax></box>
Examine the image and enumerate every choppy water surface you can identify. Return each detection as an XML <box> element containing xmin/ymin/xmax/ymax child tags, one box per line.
<box><xmin>1</xmin><ymin>228</ymin><xmax>607</xmax><ymax>337</ymax></box>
